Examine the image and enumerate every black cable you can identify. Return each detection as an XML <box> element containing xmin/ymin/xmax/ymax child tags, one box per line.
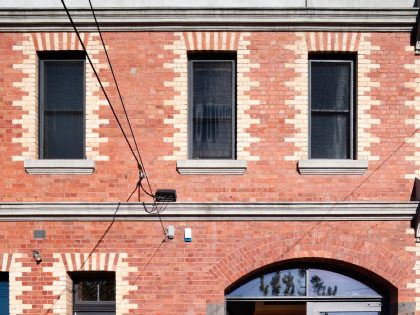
<box><xmin>60</xmin><ymin>0</ymin><xmax>142</xmax><ymax>170</ymax></box>
<box><xmin>87</xmin><ymin>0</ymin><xmax>154</xmax><ymax>196</ymax></box>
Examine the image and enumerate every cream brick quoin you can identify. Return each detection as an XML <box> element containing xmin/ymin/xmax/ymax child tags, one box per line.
<box><xmin>43</xmin><ymin>253</ymin><xmax>138</xmax><ymax>315</ymax></box>
<box><xmin>12</xmin><ymin>32</ymin><xmax>109</xmax><ymax>162</ymax></box>
<box><xmin>7</xmin><ymin>253</ymin><xmax>32</xmax><ymax>315</ymax></box>
<box><xmin>284</xmin><ymin>32</ymin><xmax>380</xmax><ymax>161</ymax></box>
<box><xmin>404</xmin><ymin>47</ymin><xmax>420</xmax><ymax>179</ymax></box>
<box><xmin>405</xmin><ymin>228</ymin><xmax>420</xmax><ymax>312</ymax></box>
<box><xmin>162</xmin><ymin>32</ymin><xmax>260</xmax><ymax>161</ymax></box>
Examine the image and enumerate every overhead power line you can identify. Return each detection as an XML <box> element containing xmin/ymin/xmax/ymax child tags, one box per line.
<box><xmin>60</xmin><ymin>0</ymin><xmax>154</xmax><ymax>197</ymax></box>
<box><xmin>87</xmin><ymin>0</ymin><xmax>153</xmax><ymax>196</ymax></box>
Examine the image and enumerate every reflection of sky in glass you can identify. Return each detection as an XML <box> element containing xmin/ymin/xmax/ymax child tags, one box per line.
<box><xmin>227</xmin><ymin>268</ymin><xmax>381</xmax><ymax>299</ymax></box>
<box><xmin>309</xmin><ymin>269</ymin><xmax>381</xmax><ymax>297</ymax></box>
<box><xmin>321</xmin><ymin>313</ymin><xmax>379</xmax><ymax>315</ymax></box>
<box><xmin>228</xmin><ymin>269</ymin><xmax>306</xmax><ymax>297</ymax></box>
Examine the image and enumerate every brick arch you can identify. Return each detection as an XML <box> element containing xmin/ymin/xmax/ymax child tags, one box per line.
<box><xmin>44</xmin><ymin>253</ymin><xmax>138</xmax><ymax>315</ymax></box>
<box><xmin>0</xmin><ymin>253</ymin><xmax>13</xmax><ymax>272</ymax></box>
<box><xmin>182</xmin><ymin>31</ymin><xmax>240</xmax><ymax>51</ymax></box>
<box><xmin>304</xmin><ymin>32</ymin><xmax>362</xmax><ymax>52</ymax></box>
<box><xmin>30</xmin><ymin>32</ymin><xmax>91</xmax><ymax>51</ymax></box>
<box><xmin>60</xmin><ymin>252</ymin><xmax>119</xmax><ymax>271</ymax></box>
<box><xmin>208</xmin><ymin>233</ymin><xmax>413</xmax><ymax>293</ymax></box>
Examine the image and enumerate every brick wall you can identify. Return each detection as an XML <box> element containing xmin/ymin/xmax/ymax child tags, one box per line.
<box><xmin>0</xmin><ymin>220</ymin><xmax>414</xmax><ymax>314</ymax></box>
<box><xmin>0</xmin><ymin>31</ymin><xmax>418</xmax><ymax>202</ymax></box>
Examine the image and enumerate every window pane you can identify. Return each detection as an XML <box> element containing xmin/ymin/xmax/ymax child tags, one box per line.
<box><xmin>44</xmin><ymin>112</ymin><xmax>84</xmax><ymax>159</ymax></box>
<box><xmin>78</xmin><ymin>281</ymin><xmax>98</xmax><ymax>301</ymax></box>
<box><xmin>0</xmin><ymin>275</ymin><xmax>8</xmax><ymax>315</ymax></box>
<box><xmin>311</xmin><ymin>113</ymin><xmax>349</xmax><ymax>159</ymax></box>
<box><xmin>191</xmin><ymin>61</ymin><xmax>234</xmax><ymax>159</ymax></box>
<box><xmin>99</xmin><ymin>280</ymin><xmax>116</xmax><ymax>301</ymax></box>
<box><xmin>311</xmin><ymin>62</ymin><xmax>351</xmax><ymax>111</ymax></box>
<box><xmin>76</xmin><ymin>280</ymin><xmax>116</xmax><ymax>302</ymax></box>
<box><xmin>227</xmin><ymin>268</ymin><xmax>306</xmax><ymax>297</ymax></box>
<box><xmin>309</xmin><ymin>269</ymin><xmax>381</xmax><ymax>297</ymax></box>
<box><xmin>44</xmin><ymin>61</ymin><xmax>84</xmax><ymax>111</ymax></box>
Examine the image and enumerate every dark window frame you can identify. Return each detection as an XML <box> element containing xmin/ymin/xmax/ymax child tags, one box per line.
<box><xmin>38</xmin><ymin>51</ymin><xmax>86</xmax><ymax>160</ymax></box>
<box><xmin>188</xmin><ymin>53</ymin><xmax>237</xmax><ymax>160</ymax></box>
<box><xmin>308</xmin><ymin>54</ymin><xmax>357</xmax><ymax>160</ymax></box>
<box><xmin>71</xmin><ymin>271</ymin><xmax>116</xmax><ymax>314</ymax></box>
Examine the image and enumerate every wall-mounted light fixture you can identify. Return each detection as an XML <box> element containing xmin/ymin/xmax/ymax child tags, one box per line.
<box><xmin>155</xmin><ymin>189</ymin><xmax>177</xmax><ymax>202</ymax></box>
<box><xmin>167</xmin><ymin>225</ymin><xmax>175</xmax><ymax>239</ymax></box>
<box><xmin>32</xmin><ymin>250</ymin><xmax>42</xmax><ymax>264</ymax></box>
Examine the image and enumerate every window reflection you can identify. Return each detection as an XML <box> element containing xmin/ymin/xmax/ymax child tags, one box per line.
<box><xmin>227</xmin><ymin>268</ymin><xmax>381</xmax><ymax>298</ymax></box>
<box><xmin>309</xmin><ymin>270</ymin><xmax>380</xmax><ymax>297</ymax></box>
<box><xmin>76</xmin><ymin>279</ymin><xmax>116</xmax><ymax>302</ymax></box>
<box><xmin>229</xmin><ymin>269</ymin><xmax>306</xmax><ymax>297</ymax></box>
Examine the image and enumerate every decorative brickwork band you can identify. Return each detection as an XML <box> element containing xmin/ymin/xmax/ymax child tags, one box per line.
<box><xmin>284</xmin><ymin>32</ymin><xmax>380</xmax><ymax>161</ymax></box>
<box><xmin>9</xmin><ymin>253</ymin><xmax>32</xmax><ymax>315</ymax></box>
<box><xmin>12</xmin><ymin>32</ymin><xmax>109</xmax><ymax>162</ymax></box>
<box><xmin>404</xmin><ymin>46</ymin><xmax>420</xmax><ymax>179</ymax></box>
<box><xmin>43</xmin><ymin>253</ymin><xmax>138</xmax><ymax>315</ymax></box>
<box><xmin>405</xmin><ymin>228</ymin><xmax>420</xmax><ymax>313</ymax></box>
<box><xmin>183</xmin><ymin>32</ymin><xmax>240</xmax><ymax>51</ymax></box>
<box><xmin>163</xmin><ymin>32</ymin><xmax>260</xmax><ymax>161</ymax></box>
<box><xmin>0</xmin><ymin>253</ymin><xmax>12</xmax><ymax>272</ymax></box>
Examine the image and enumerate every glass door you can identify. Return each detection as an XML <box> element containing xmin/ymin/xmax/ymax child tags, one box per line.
<box><xmin>308</xmin><ymin>302</ymin><xmax>381</xmax><ymax>315</ymax></box>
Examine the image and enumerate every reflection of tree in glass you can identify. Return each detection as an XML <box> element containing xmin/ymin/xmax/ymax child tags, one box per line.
<box><xmin>270</xmin><ymin>272</ymin><xmax>281</xmax><ymax>296</ymax></box>
<box><xmin>259</xmin><ymin>275</ymin><xmax>269</xmax><ymax>296</ymax></box>
<box><xmin>78</xmin><ymin>281</ymin><xmax>97</xmax><ymax>301</ymax></box>
<box><xmin>99</xmin><ymin>280</ymin><xmax>116</xmax><ymax>301</ymax></box>
<box><xmin>282</xmin><ymin>272</ymin><xmax>295</xmax><ymax>295</ymax></box>
<box><xmin>259</xmin><ymin>270</ymin><xmax>308</xmax><ymax>296</ymax></box>
<box><xmin>310</xmin><ymin>275</ymin><xmax>337</xmax><ymax>296</ymax></box>
<box><xmin>297</xmin><ymin>268</ymin><xmax>306</xmax><ymax>296</ymax></box>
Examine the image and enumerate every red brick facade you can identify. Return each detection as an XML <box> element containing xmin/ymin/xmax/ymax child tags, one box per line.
<box><xmin>1</xmin><ymin>32</ymin><xmax>419</xmax><ymax>202</ymax></box>
<box><xmin>0</xmin><ymin>4</ymin><xmax>419</xmax><ymax>315</ymax></box>
<box><xmin>0</xmin><ymin>220</ymin><xmax>416</xmax><ymax>314</ymax></box>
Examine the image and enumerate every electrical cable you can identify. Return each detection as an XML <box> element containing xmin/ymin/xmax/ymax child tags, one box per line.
<box><xmin>60</xmin><ymin>0</ymin><xmax>144</xmax><ymax>175</ymax></box>
<box><xmin>61</xmin><ymin>0</ymin><xmax>169</xmax><ymax>241</ymax></box>
<box><xmin>87</xmin><ymin>0</ymin><xmax>153</xmax><ymax>196</ymax></box>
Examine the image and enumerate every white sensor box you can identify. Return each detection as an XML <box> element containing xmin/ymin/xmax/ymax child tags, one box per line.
<box><xmin>184</xmin><ymin>228</ymin><xmax>192</xmax><ymax>242</ymax></box>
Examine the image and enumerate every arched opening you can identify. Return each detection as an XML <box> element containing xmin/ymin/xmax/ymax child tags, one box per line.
<box><xmin>225</xmin><ymin>260</ymin><xmax>395</xmax><ymax>315</ymax></box>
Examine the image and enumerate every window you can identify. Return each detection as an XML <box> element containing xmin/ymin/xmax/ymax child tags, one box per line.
<box><xmin>72</xmin><ymin>272</ymin><xmax>115</xmax><ymax>315</ymax></box>
<box><xmin>309</xmin><ymin>54</ymin><xmax>355</xmax><ymax>159</ymax></box>
<box><xmin>0</xmin><ymin>273</ymin><xmax>8</xmax><ymax>315</ymax></box>
<box><xmin>226</xmin><ymin>265</ymin><xmax>385</xmax><ymax>315</ymax></box>
<box><xmin>188</xmin><ymin>53</ymin><xmax>236</xmax><ymax>159</ymax></box>
<box><xmin>39</xmin><ymin>51</ymin><xmax>85</xmax><ymax>159</ymax></box>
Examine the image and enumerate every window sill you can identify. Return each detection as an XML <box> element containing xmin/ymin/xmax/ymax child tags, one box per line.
<box><xmin>176</xmin><ymin>160</ymin><xmax>247</xmax><ymax>175</ymax></box>
<box><xmin>298</xmin><ymin>159</ymin><xmax>368</xmax><ymax>175</ymax></box>
<box><xmin>24</xmin><ymin>159</ymin><xmax>95</xmax><ymax>175</ymax></box>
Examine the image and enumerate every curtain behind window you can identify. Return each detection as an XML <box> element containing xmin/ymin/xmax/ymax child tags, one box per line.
<box><xmin>191</xmin><ymin>61</ymin><xmax>234</xmax><ymax>159</ymax></box>
<box><xmin>310</xmin><ymin>61</ymin><xmax>351</xmax><ymax>159</ymax></box>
